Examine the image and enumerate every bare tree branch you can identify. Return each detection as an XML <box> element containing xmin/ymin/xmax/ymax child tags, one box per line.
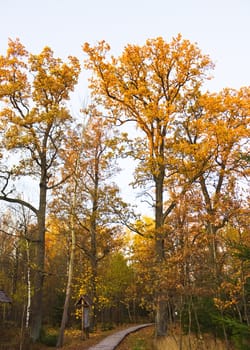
<box><xmin>0</xmin><ymin>195</ymin><xmax>38</xmax><ymax>215</ymax></box>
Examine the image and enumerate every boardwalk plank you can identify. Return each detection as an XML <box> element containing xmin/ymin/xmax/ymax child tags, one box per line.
<box><xmin>87</xmin><ymin>324</ymin><xmax>153</xmax><ymax>350</ymax></box>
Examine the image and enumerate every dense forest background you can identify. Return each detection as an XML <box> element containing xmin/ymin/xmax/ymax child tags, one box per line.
<box><xmin>0</xmin><ymin>35</ymin><xmax>249</xmax><ymax>349</ymax></box>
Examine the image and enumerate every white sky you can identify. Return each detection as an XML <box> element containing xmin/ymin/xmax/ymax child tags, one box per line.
<box><xmin>0</xmin><ymin>0</ymin><xmax>249</xmax><ymax>214</ymax></box>
<box><xmin>1</xmin><ymin>0</ymin><xmax>249</xmax><ymax>91</ymax></box>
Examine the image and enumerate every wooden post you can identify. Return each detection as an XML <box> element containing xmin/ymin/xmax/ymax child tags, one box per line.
<box><xmin>84</xmin><ymin>305</ymin><xmax>90</xmax><ymax>339</ymax></box>
<box><xmin>76</xmin><ymin>295</ymin><xmax>91</xmax><ymax>341</ymax></box>
<box><xmin>81</xmin><ymin>298</ymin><xmax>84</xmax><ymax>340</ymax></box>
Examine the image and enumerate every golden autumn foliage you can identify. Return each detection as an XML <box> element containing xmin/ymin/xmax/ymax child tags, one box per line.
<box><xmin>0</xmin><ymin>35</ymin><xmax>249</xmax><ymax>347</ymax></box>
<box><xmin>83</xmin><ymin>34</ymin><xmax>249</xmax><ymax>337</ymax></box>
<box><xmin>83</xmin><ymin>35</ymin><xmax>214</xmax><ymax>186</ymax></box>
<box><xmin>0</xmin><ymin>38</ymin><xmax>81</xmax><ymax>341</ymax></box>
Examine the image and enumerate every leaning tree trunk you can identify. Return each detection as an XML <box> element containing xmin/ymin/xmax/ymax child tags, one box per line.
<box><xmin>57</xmin><ymin>139</ymin><xmax>84</xmax><ymax>347</ymax></box>
<box><xmin>56</xmin><ymin>213</ymin><xmax>76</xmax><ymax>347</ymax></box>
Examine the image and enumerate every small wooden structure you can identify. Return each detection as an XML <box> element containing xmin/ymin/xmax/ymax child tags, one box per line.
<box><xmin>0</xmin><ymin>290</ymin><xmax>12</xmax><ymax>323</ymax></box>
<box><xmin>0</xmin><ymin>291</ymin><xmax>12</xmax><ymax>304</ymax></box>
<box><xmin>75</xmin><ymin>295</ymin><xmax>92</xmax><ymax>340</ymax></box>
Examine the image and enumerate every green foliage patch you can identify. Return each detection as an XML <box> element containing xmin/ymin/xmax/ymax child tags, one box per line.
<box><xmin>39</xmin><ymin>328</ymin><xmax>58</xmax><ymax>347</ymax></box>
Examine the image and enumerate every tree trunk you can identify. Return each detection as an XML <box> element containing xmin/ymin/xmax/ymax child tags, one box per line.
<box><xmin>90</xmin><ymin>257</ymin><xmax>98</xmax><ymax>329</ymax></box>
<box><xmin>56</xmin><ymin>220</ymin><xmax>75</xmax><ymax>347</ymax></box>
<box><xmin>154</xmin><ymin>174</ymin><xmax>168</xmax><ymax>336</ymax></box>
<box><xmin>56</xmin><ymin>161</ymin><xmax>79</xmax><ymax>347</ymax></box>
<box><xmin>89</xmin><ymin>158</ymin><xmax>99</xmax><ymax>330</ymax></box>
<box><xmin>155</xmin><ymin>298</ymin><xmax>168</xmax><ymax>336</ymax></box>
<box><xmin>30</xmin><ymin>175</ymin><xmax>47</xmax><ymax>342</ymax></box>
<box><xmin>26</xmin><ymin>240</ymin><xmax>31</xmax><ymax>329</ymax></box>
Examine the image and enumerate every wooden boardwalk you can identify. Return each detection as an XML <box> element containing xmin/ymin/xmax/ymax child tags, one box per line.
<box><xmin>87</xmin><ymin>324</ymin><xmax>153</xmax><ymax>350</ymax></box>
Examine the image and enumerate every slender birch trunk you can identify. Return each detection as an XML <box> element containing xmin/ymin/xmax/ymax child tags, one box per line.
<box><xmin>26</xmin><ymin>240</ymin><xmax>31</xmax><ymax>329</ymax></box>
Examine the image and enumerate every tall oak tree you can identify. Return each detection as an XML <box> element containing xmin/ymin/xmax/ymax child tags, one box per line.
<box><xmin>0</xmin><ymin>39</ymin><xmax>80</xmax><ymax>341</ymax></box>
<box><xmin>83</xmin><ymin>34</ymin><xmax>214</xmax><ymax>335</ymax></box>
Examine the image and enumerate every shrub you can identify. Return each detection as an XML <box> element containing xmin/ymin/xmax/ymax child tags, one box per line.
<box><xmin>39</xmin><ymin>328</ymin><xmax>58</xmax><ymax>347</ymax></box>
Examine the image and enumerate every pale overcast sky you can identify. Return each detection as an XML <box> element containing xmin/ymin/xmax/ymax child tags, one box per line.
<box><xmin>0</xmin><ymin>0</ymin><xmax>249</xmax><ymax>213</ymax></box>
<box><xmin>1</xmin><ymin>0</ymin><xmax>249</xmax><ymax>93</ymax></box>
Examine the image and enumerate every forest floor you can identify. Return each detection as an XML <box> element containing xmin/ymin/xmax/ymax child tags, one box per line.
<box><xmin>115</xmin><ymin>325</ymin><xmax>235</xmax><ymax>350</ymax></box>
<box><xmin>33</xmin><ymin>324</ymin><xmax>143</xmax><ymax>350</ymax></box>
<box><xmin>115</xmin><ymin>325</ymin><xmax>155</xmax><ymax>350</ymax></box>
<box><xmin>0</xmin><ymin>324</ymin><xmax>132</xmax><ymax>350</ymax></box>
<box><xmin>53</xmin><ymin>324</ymin><xmax>154</xmax><ymax>350</ymax></box>
<box><xmin>1</xmin><ymin>324</ymin><xmax>234</xmax><ymax>350</ymax></box>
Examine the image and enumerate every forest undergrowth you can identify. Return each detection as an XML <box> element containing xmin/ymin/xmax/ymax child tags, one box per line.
<box><xmin>115</xmin><ymin>325</ymin><xmax>235</xmax><ymax>350</ymax></box>
<box><xmin>0</xmin><ymin>324</ymin><xmax>237</xmax><ymax>350</ymax></box>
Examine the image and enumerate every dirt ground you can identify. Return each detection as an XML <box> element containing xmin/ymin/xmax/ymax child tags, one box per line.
<box><xmin>115</xmin><ymin>326</ymin><xmax>155</xmax><ymax>350</ymax></box>
<box><xmin>34</xmin><ymin>325</ymin><xmax>140</xmax><ymax>350</ymax></box>
<box><xmin>0</xmin><ymin>325</ymin><xmax>132</xmax><ymax>350</ymax></box>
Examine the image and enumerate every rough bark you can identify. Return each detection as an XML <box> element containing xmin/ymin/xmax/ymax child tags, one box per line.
<box><xmin>30</xmin><ymin>173</ymin><xmax>47</xmax><ymax>342</ymax></box>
